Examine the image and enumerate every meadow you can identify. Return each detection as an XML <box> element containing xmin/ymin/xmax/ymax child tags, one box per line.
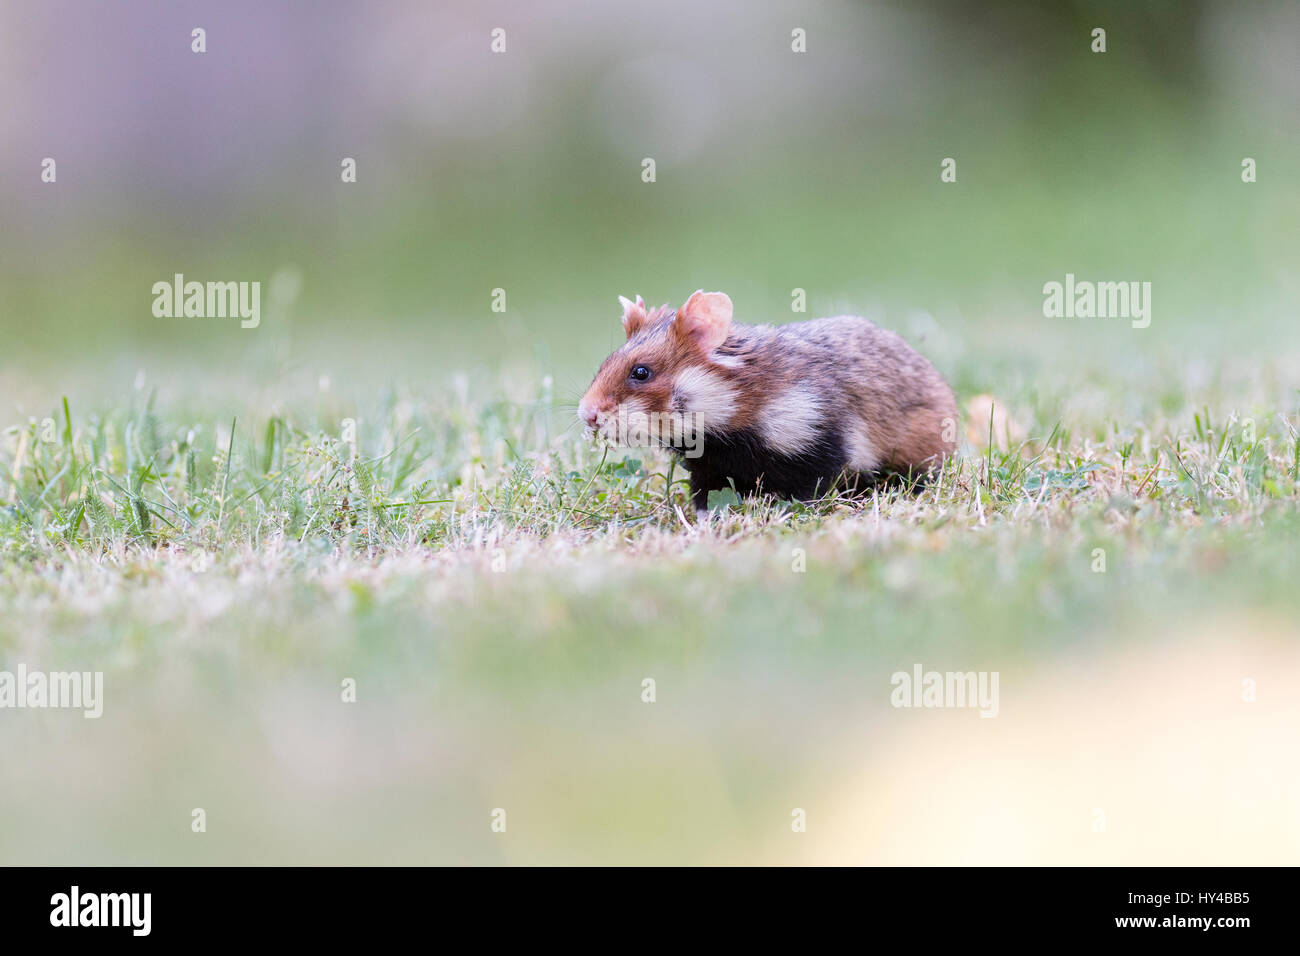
<box><xmin>3</xmin><ymin>339</ymin><xmax>1298</xmax><ymax>864</ymax></box>
<box><xmin>2</xmin><ymin>0</ymin><xmax>1297</xmax><ymax>866</ymax></box>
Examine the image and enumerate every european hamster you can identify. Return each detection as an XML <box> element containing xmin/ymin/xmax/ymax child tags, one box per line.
<box><xmin>578</xmin><ymin>290</ymin><xmax>957</xmax><ymax>510</ymax></box>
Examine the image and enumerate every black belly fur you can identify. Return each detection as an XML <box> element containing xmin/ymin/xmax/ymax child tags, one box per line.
<box><xmin>675</xmin><ymin>426</ymin><xmax>850</xmax><ymax>506</ymax></box>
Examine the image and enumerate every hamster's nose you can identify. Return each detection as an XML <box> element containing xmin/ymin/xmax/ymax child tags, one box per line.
<box><xmin>578</xmin><ymin>402</ymin><xmax>598</xmax><ymax>428</ymax></box>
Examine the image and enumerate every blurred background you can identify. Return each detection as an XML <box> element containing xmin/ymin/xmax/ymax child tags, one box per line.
<box><xmin>2</xmin><ymin>1</ymin><xmax>1299</xmax><ymax>867</ymax></box>
<box><xmin>3</xmin><ymin>0</ymin><xmax>1298</xmax><ymax>396</ymax></box>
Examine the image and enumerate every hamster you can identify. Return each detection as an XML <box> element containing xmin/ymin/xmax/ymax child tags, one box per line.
<box><xmin>578</xmin><ymin>290</ymin><xmax>957</xmax><ymax>511</ymax></box>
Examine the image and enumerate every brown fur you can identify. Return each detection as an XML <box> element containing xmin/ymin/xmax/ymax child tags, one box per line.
<box><xmin>580</xmin><ymin>291</ymin><xmax>957</xmax><ymax>503</ymax></box>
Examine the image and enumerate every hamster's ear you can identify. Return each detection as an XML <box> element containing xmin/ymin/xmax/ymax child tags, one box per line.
<box><xmin>619</xmin><ymin>294</ymin><xmax>648</xmax><ymax>339</ymax></box>
<box><xmin>674</xmin><ymin>290</ymin><xmax>733</xmax><ymax>353</ymax></box>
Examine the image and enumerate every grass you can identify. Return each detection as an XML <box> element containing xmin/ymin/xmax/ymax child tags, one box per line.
<box><xmin>7</xmin><ymin>365</ymin><xmax>1297</xmax><ymax>555</ymax></box>
<box><xmin>2</xmin><ymin>354</ymin><xmax>1299</xmax><ymax>864</ymax></box>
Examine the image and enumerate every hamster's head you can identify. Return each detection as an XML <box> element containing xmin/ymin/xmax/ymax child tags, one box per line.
<box><xmin>578</xmin><ymin>290</ymin><xmax>736</xmax><ymax>446</ymax></box>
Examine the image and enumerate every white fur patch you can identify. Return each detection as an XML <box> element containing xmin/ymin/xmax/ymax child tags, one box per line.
<box><xmin>758</xmin><ymin>384</ymin><xmax>823</xmax><ymax>455</ymax></box>
<box><xmin>673</xmin><ymin>367</ymin><xmax>738</xmax><ymax>432</ymax></box>
<box><xmin>844</xmin><ymin>422</ymin><xmax>881</xmax><ymax>472</ymax></box>
<box><xmin>709</xmin><ymin>352</ymin><xmax>745</xmax><ymax>369</ymax></box>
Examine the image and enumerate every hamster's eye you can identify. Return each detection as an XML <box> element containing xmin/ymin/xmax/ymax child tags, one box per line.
<box><xmin>629</xmin><ymin>365</ymin><xmax>652</xmax><ymax>382</ymax></box>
